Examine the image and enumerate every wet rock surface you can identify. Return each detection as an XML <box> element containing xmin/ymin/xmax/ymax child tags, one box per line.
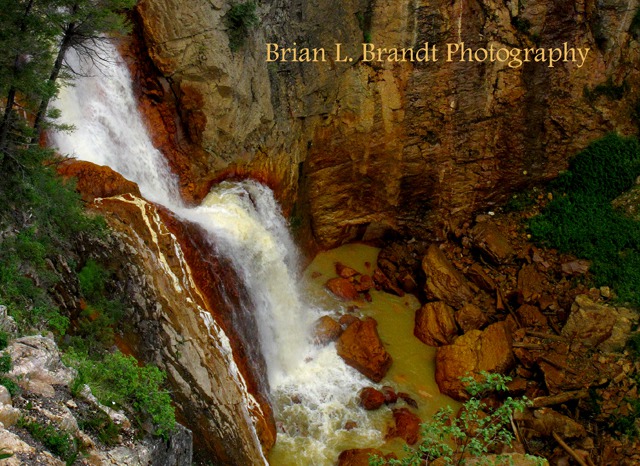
<box><xmin>336</xmin><ymin>318</ymin><xmax>392</xmax><ymax>383</ymax></box>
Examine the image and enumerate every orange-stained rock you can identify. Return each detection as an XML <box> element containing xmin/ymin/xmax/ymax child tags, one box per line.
<box><xmin>414</xmin><ymin>301</ymin><xmax>458</xmax><ymax>346</ymax></box>
<box><xmin>516</xmin><ymin>304</ymin><xmax>548</xmax><ymax>329</ymax></box>
<box><xmin>470</xmin><ymin>221</ymin><xmax>515</xmax><ymax>265</ymax></box>
<box><xmin>455</xmin><ymin>303</ymin><xmax>488</xmax><ymax>333</ymax></box>
<box><xmin>422</xmin><ymin>245</ymin><xmax>474</xmax><ymax>309</ymax></box>
<box><xmin>435</xmin><ymin>321</ymin><xmax>515</xmax><ymax>400</ymax></box>
<box><xmin>339</xmin><ymin>314</ymin><xmax>359</xmax><ymax>327</ymax></box>
<box><xmin>381</xmin><ymin>386</ymin><xmax>398</xmax><ymax>404</ymax></box>
<box><xmin>336</xmin><ymin>262</ymin><xmax>360</xmax><ymax>279</ymax></box>
<box><xmin>57</xmin><ymin>160</ymin><xmax>141</xmax><ymax>202</ymax></box>
<box><xmin>359</xmin><ymin>387</ymin><xmax>385</xmax><ymax>410</ymax></box>
<box><xmin>337</xmin><ymin>318</ymin><xmax>392</xmax><ymax>382</ymax></box>
<box><xmin>313</xmin><ymin>316</ymin><xmax>342</xmax><ymax>345</ymax></box>
<box><xmin>326</xmin><ymin>278</ymin><xmax>360</xmax><ymax>301</ymax></box>
<box><xmin>355</xmin><ymin>275</ymin><xmax>373</xmax><ymax>292</ymax></box>
<box><xmin>337</xmin><ymin>448</ymin><xmax>395</xmax><ymax>466</ymax></box>
<box><xmin>90</xmin><ymin>195</ymin><xmax>275</xmax><ymax>464</ymax></box>
<box><xmin>386</xmin><ymin>408</ymin><xmax>421</xmax><ymax>445</ymax></box>
<box><xmin>372</xmin><ymin>269</ymin><xmax>405</xmax><ymax>297</ymax></box>
<box><xmin>517</xmin><ymin>265</ymin><xmax>545</xmax><ymax>304</ymax></box>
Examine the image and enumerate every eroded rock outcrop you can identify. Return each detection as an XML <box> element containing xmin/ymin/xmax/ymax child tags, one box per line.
<box><xmin>87</xmin><ymin>193</ymin><xmax>275</xmax><ymax>465</ymax></box>
<box><xmin>0</xmin><ymin>336</ymin><xmax>192</xmax><ymax>466</ymax></box>
<box><xmin>133</xmin><ymin>0</ymin><xmax>640</xmax><ymax>248</ymax></box>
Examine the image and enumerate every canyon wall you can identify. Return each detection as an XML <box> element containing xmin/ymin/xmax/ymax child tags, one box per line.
<box><xmin>134</xmin><ymin>0</ymin><xmax>640</xmax><ymax>248</ymax></box>
<box><xmin>61</xmin><ymin>162</ymin><xmax>275</xmax><ymax>465</ymax></box>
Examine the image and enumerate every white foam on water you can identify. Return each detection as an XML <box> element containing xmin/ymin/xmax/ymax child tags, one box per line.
<box><xmin>50</xmin><ymin>41</ymin><xmax>375</xmax><ymax>466</ymax></box>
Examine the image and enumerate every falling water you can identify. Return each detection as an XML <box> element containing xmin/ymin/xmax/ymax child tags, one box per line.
<box><xmin>50</xmin><ymin>42</ymin><xmax>381</xmax><ymax>464</ymax></box>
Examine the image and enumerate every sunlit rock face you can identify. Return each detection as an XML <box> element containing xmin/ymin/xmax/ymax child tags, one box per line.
<box><xmin>133</xmin><ymin>0</ymin><xmax>639</xmax><ymax>245</ymax></box>
<box><xmin>88</xmin><ymin>191</ymin><xmax>275</xmax><ymax>465</ymax></box>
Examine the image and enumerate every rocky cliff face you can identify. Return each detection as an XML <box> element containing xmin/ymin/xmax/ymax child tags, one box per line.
<box><xmin>63</xmin><ymin>162</ymin><xmax>275</xmax><ymax>464</ymax></box>
<box><xmin>134</xmin><ymin>0</ymin><xmax>640</xmax><ymax>248</ymax></box>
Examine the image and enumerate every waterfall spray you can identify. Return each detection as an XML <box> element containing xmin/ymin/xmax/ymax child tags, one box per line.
<box><xmin>50</xmin><ymin>41</ymin><xmax>380</xmax><ymax>465</ymax></box>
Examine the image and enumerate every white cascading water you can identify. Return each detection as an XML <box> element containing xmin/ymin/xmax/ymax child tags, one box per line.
<box><xmin>50</xmin><ymin>42</ymin><xmax>382</xmax><ymax>464</ymax></box>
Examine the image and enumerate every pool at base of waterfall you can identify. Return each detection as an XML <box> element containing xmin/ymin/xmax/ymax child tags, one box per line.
<box><xmin>268</xmin><ymin>243</ymin><xmax>459</xmax><ymax>466</ymax></box>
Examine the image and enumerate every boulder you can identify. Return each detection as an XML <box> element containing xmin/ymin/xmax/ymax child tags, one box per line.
<box><xmin>561</xmin><ymin>295</ymin><xmax>617</xmax><ymax>347</ymax></box>
<box><xmin>325</xmin><ymin>278</ymin><xmax>360</xmax><ymax>301</ymax></box>
<box><xmin>336</xmin><ymin>262</ymin><xmax>360</xmax><ymax>279</ymax></box>
<box><xmin>381</xmin><ymin>386</ymin><xmax>398</xmax><ymax>404</ymax></box>
<box><xmin>0</xmin><ymin>405</ymin><xmax>20</xmax><ymax>427</ymax></box>
<box><xmin>455</xmin><ymin>303</ymin><xmax>488</xmax><ymax>333</ymax></box>
<box><xmin>414</xmin><ymin>302</ymin><xmax>458</xmax><ymax>346</ymax></box>
<box><xmin>516</xmin><ymin>304</ymin><xmax>548</xmax><ymax>329</ymax></box>
<box><xmin>372</xmin><ymin>269</ymin><xmax>405</xmax><ymax>297</ymax></box>
<box><xmin>517</xmin><ymin>265</ymin><xmax>545</xmax><ymax>304</ymax></box>
<box><xmin>313</xmin><ymin>316</ymin><xmax>342</xmax><ymax>345</ymax></box>
<box><xmin>517</xmin><ymin>407</ymin><xmax>587</xmax><ymax>439</ymax></box>
<box><xmin>359</xmin><ymin>387</ymin><xmax>385</xmax><ymax>410</ymax></box>
<box><xmin>435</xmin><ymin>322</ymin><xmax>515</xmax><ymax>400</ymax></box>
<box><xmin>0</xmin><ymin>386</ymin><xmax>12</xmax><ymax>406</ymax></box>
<box><xmin>377</xmin><ymin>241</ymin><xmax>428</xmax><ymax>293</ymax></box>
<box><xmin>470</xmin><ymin>221</ymin><xmax>515</xmax><ymax>264</ymax></box>
<box><xmin>561</xmin><ymin>260</ymin><xmax>590</xmax><ymax>276</ymax></box>
<box><xmin>422</xmin><ymin>245</ymin><xmax>474</xmax><ymax>309</ymax></box>
<box><xmin>386</xmin><ymin>408</ymin><xmax>421</xmax><ymax>445</ymax></box>
<box><xmin>354</xmin><ymin>275</ymin><xmax>373</xmax><ymax>292</ymax></box>
<box><xmin>8</xmin><ymin>336</ymin><xmax>76</xmax><ymax>387</ymax></box>
<box><xmin>339</xmin><ymin>315</ymin><xmax>359</xmax><ymax>327</ymax></box>
<box><xmin>337</xmin><ymin>318</ymin><xmax>392</xmax><ymax>382</ymax></box>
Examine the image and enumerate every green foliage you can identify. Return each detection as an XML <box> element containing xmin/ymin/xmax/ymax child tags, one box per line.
<box><xmin>78</xmin><ymin>260</ymin><xmax>108</xmax><ymax>301</ymax></box>
<box><xmin>0</xmin><ymin>143</ymin><xmax>107</xmax><ymax>338</ymax></box>
<box><xmin>77</xmin><ymin>407</ymin><xmax>121</xmax><ymax>446</ymax></box>
<box><xmin>0</xmin><ymin>376</ymin><xmax>19</xmax><ymax>397</ymax></box>
<box><xmin>584</xmin><ymin>78</ymin><xmax>628</xmax><ymax>102</ymax></box>
<box><xmin>356</xmin><ymin>10</ymin><xmax>373</xmax><ymax>43</ymax></box>
<box><xmin>0</xmin><ymin>352</ymin><xmax>12</xmax><ymax>373</ymax></box>
<box><xmin>502</xmin><ymin>189</ymin><xmax>537</xmax><ymax>213</ymax></box>
<box><xmin>0</xmin><ymin>331</ymin><xmax>8</xmax><ymax>351</ymax></box>
<box><xmin>224</xmin><ymin>2</ymin><xmax>259</xmax><ymax>51</ymax></box>
<box><xmin>529</xmin><ymin>134</ymin><xmax>640</xmax><ymax>306</ymax></box>
<box><xmin>66</xmin><ymin>350</ymin><xmax>176</xmax><ymax>438</ymax></box>
<box><xmin>630</xmin><ymin>8</ymin><xmax>640</xmax><ymax>36</ymax></box>
<box><xmin>370</xmin><ymin>372</ymin><xmax>545</xmax><ymax>466</ymax></box>
<box><xmin>17</xmin><ymin>417</ymin><xmax>77</xmax><ymax>462</ymax></box>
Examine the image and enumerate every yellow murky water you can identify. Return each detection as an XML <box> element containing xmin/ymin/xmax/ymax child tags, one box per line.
<box><xmin>268</xmin><ymin>244</ymin><xmax>458</xmax><ymax>465</ymax></box>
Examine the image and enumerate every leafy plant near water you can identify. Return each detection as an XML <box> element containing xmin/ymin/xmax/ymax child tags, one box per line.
<box><xmin>529</xmin><ymin>134</ymin><xmax>640</xmax><ymax>306</ymax></box>
<box><xmin>224</xmin><ymin>2</ymin><xmax>259</xmax><ymax>51</ymax></box>
<box><xmin>66</xmin><ymin>350</ymin><xmax>176</xmax><ymax>439</ymax></box>
<box><xmin>370</xmin><ymin>372</ymin><xmax>545</xmax><ymax>466</ymax></box>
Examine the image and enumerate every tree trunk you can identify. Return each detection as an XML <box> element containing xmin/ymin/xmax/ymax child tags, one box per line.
<box><xmin>0</xmin><ymin>0</ymin><xmax>36</xmax><ymax>161</ymax></box>
<box><xmin>32</xmin><ymin>30</ymin><xmax>74</xmax><ymax>137</ymax></box>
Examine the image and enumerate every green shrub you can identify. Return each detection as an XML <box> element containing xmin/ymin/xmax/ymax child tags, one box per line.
<box><xmin>17</xmin><ymin>417</ymin><xmax>77</xmax><ymax>462</ymax></box>
<box><xmin>77</xmin><ymin>407</ymin><xmax>121</xmax><ymax>446</ymax></box>
<box><xmin>78</xmin><ymin>260</ymin><xmax>108</xmax><ymax>301</ymax></box>
<box><xmin>0</xmin><ymin>352</ymin><xmax>11</xmax><ymax>373</ymax></box>
<box><xmin>529</xmin><ymin>134</ymin><xmax>640</xmax><ymax>306</ymax></box>
<box><xmin>66</xmin><ymin>350</ymin><xmax>176</xmax><ymax>438</ymax></box>
<box><xmin>370</xmin><ymin>372</ymin><xmax>545</xmax><ymax>466</ymax></box>
<box><xmin>0</xmin><ymin>376</ymin><xmax>19</xmax><ymax>397</ymax></box>
<box><xmin>224</xmin><ymin>2</ymin><xmax>258</xmax><ymax>51</ymax></box>
<box><xmin>0</xmin><ymin>331</ymin><xmax>8</xmax><ymax>350</ymax></box>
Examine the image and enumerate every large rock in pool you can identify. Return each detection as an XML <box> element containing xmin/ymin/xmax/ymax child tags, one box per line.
<box><xmin>337</xmin><ymin>318</ymin><xmax>392</xmax><ymax>382</ymax></box>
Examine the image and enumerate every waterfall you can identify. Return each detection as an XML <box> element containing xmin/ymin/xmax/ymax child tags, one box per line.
<box><xmin>50</xmin><ymin>42</ymin><xmax>379</xmax><ymax>464</ymax></box>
